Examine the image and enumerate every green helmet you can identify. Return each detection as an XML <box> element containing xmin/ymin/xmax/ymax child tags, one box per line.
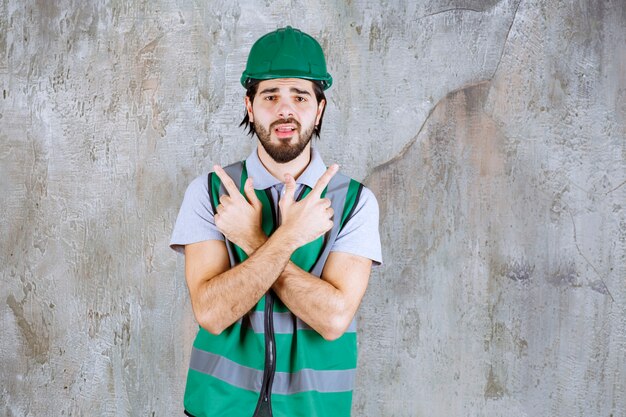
<box><xmin>241</xmin><ymin>26</ymin><xmax>333</xmax><ymax>90</ymax></box>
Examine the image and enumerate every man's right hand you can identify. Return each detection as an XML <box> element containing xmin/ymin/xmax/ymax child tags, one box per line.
<box><xmin>213</xmin><ymin>165</ymin><xmax>266</xmax><ymax>254</ymax></box>
<box><xmin>278</xmin><ymin>164</ymin><xmax>339</xmax><ymax>249</ymax></box>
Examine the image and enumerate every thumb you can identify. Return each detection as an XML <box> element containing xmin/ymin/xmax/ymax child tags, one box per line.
<box><xmin>244</xmin><ymin>177</ymin><xmax>261</xmax><ymax>209</ymax></box>
<box><xmin>282</xmin><ymin>174</ymin><xmax>296</xmax><ymax>204</ymax></box>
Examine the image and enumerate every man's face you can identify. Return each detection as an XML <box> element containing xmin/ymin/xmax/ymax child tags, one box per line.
<box><xmin>246</xmin><ymin>78</ymin><xmax>325</xmax><ymax>164</ymax></box>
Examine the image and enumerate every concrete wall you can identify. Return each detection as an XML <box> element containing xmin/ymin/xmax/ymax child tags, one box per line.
<box><xmin>1</xmin><ymin>0</ymin><xmax>624</xmax><ymax>416</ymax></box>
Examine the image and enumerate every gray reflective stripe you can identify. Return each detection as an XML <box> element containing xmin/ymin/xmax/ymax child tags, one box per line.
<box><xmin>245</xmin><ymin>311</ymin><xmax>294</xmax><ymax>333</ymax></box>
<box><xmin>245</xmin><ymin>310</ymin><xmax>265</xmax><ymax>333</ymax></box>
<box><xmin>243</xmin><ymin>311</ymin><xmax>357</xmax><ymax>334</ymax></box>
<box><xmin>189</xmin><ymin>348</ymin><xmax>263</xmax><ymax>393</ymax></box>
<box><xmin>190</xmin><ymin>347</ymin><xmax>356</xmax><ymax>394</ymax></box>
<box><xmin>273</xmin><ymin>367</ymin><xmax>356</xmax><ymax>394</ymax></box>
<box><xmin>310</xmin><ymin>173</ymin><xmax>351</xmax><ymax>277</ymax></box>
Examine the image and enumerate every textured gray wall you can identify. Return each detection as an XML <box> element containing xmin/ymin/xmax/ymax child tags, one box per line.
<box><xmin>1</xmin><ymin>0</ymin><xmax>624</xmax><ymax>416</ymax></box>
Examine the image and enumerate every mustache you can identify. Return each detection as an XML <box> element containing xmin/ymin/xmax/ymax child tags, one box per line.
<box><xmin>270</xmin><ymin>118</ymin><xmax>301</xmax><ymax>131</ymax></box>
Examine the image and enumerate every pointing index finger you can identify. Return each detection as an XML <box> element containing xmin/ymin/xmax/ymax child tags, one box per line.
<box><xmin>213</xmin><ymin>165</ymin><xmax>241</xmax><ymax>198</ymax></box>
<box><xmin>310</xmin><ymin>164</ymin><xmax>339</xmax><ymax>198</ymax></box>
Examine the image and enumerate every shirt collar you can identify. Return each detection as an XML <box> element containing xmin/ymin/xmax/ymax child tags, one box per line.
<box><xmin>245</xmin><ymin>147</ymin><xmax>327</xmax><ymax>189</ymax></box>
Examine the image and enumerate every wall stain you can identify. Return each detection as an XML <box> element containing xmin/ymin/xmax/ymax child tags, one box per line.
<box><xmin>487</xmin><ymin>321</ymin><xmax>528</xmax><ymax>359</ymax></box>
<box><xmin>589</xmin><ymin>279</ymin><xmax>610</xmax><ymax>296</ymax></box>
<box><xmin>549</xmin><ymin>186</ymin><xmax>570</xmax><ymax>222</ymax></box>
<box><xmin>6</xmin><ymin>283</ymin><xmax>51</xmax><ymax>365</ymax></box>
<box><xmin>484</xmin><ymin>365</ymin><xmax>507</xmax><ymax>399</ymax></box>
<box><xmin>547</xmin><ymin>262</ymin><xmax>580</xmax><ymax>288</ymax></box>
<box><xmin>113</xmin><ymin>302</ymin><xmax>132</xmax><ymax>347</ymax></box>
<box><xmin>87</xmin><ymin>309</ymin><xmax>110</xmax><ymax>339</ymax></box>
<box><xmin>398</xmin><ymin>307</ymin><xmax>420</xmax><ymax>359</ymax></box>
<box><xmin>500</xmin><ymin>258</ymin><xmax>534</xmax><ymax>282</ymax></box>
<box><xmin>368</xmin><ymin>22</ymin><xmax>390</xmax><ymax>52</ymax></box>
<box><xmin>368</xmin><ymin>22</ymin><xmax>380</xmax><ymax>51</ymax></box>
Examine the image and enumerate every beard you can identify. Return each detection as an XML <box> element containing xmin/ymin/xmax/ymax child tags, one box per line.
<box><xmin>254</xmin><ymin>118</ymin><xmax>315</xmax><ymax>164</ymax></box>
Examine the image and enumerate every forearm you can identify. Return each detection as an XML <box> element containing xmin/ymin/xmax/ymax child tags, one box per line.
<box><xmin>191</xmin><ymin>230</ymin><xmax>296</xmax><ymax>334</ymax></box>
<box><xmin>240</xmin><ymin>236</ymin><xmax>351</xmax><ymax>339</ymax></box>
<box><xmin>242</xmin><ymin>236</ymin><xmax>366</xmax><ymax>341</ymax></box>
<box><xmin>272</xmin><ymin>262</ymin><xmax>351</xmax><ymax>340</ymax></box>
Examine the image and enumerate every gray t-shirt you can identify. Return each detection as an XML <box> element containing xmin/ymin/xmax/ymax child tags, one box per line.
<box><xmin>170</xmin><ymin>148</ymin><xmax>382</xmax><ymax>265</ymax></box>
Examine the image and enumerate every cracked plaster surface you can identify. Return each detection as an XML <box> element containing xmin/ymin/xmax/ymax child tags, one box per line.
<box><xmin>357</xmin><ymin>0</ymin><xmax>626</xmax><ymax>416</ymax></box>
<box><xmin>1</xmin><ymin>0</ymin><xmax>625</xmax><ymax>416</ymax></box>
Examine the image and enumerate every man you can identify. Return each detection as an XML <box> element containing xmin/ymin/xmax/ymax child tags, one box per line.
<box><xmin>170</xmin><ymin>26</ymin><xmax>382</xmax><ymax>417</ymax></box>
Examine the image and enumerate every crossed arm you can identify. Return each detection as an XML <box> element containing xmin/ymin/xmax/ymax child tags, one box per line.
<box><xmin>184</xmin><ymin>165</ymin><xmax>372</xmax><ymax>340</ymax></box>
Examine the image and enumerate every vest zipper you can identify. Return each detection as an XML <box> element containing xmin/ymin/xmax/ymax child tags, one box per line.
<box><xmin>253</xmin><ymin>190</ymin><xmax>278</xmax><ymax>417</ymax></box>
<box><xmin>252</xmin><ymin>291</ymin><xmax>275</xmax><ymax>416</ymax></box>
<box><xmin>264</xmin><ymin>291</ymin><xmax>276</xmax><ymax>411</ymax></box>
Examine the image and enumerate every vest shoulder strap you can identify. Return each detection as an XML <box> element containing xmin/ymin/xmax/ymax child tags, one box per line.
<box><xmin>207</xmin><ymin>161</ymin><xmax>247</xmax><ymax>265</ymax></box>
<box><xmin>309</xmin><ymin>172</ymin><xmax>363</xmax><ymax>276</ymax></box>
<box><xmin>207</xmin><ymin>160</ymin><xmax>246</xmax><ymax>211</ymax></box>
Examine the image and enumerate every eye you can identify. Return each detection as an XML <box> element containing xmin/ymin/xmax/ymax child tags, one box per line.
<box><xmin>295</xmin><ymin>96</ymin><xmax>307</xmax><ymax>102</ymax></box>
<box><xmin>264</xmin><ymin>95</ymin><xmax>276</xmax><ymax>101</ymax></box>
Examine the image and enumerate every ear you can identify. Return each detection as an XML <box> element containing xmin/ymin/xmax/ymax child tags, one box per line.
<box><xmin>315</xmin><ymin>99</ymin><xmax>326</xmax><ymax>125</ymax></box>
<box><xmin>245</xmin><ymin>96</ymin><xmax>254</xmax><ymax>123</ymax></box>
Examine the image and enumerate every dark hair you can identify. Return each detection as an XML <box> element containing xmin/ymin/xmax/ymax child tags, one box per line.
<box><xmin>239</xmin><ymin>79</ymin><xmax>327</xmax><ymax>138</ymax></box>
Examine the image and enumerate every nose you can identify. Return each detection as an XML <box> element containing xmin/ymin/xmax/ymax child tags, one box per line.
<box><xmin>277</xmin><ymin>100</ymin><xmax>295</xmax><ymax>119</ymax></box>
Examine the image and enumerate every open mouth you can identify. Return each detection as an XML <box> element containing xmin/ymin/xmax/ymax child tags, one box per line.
<box><xmin>275</xmin><ymin>125</ymin><xmax>296</xmax><ymax>133</ymax></box>
<box><xmin>272</xmin><ymin>122</ymin><xmax>299</xmax><ymax>138</ymax></box>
